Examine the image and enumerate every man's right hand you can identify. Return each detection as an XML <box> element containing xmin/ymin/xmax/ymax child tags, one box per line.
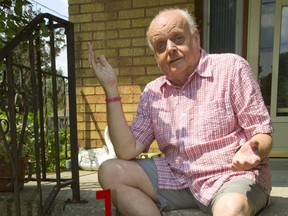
<box><xmin>87</xmin><ymin>42</ymin><xmax>118</xmax><ymax>93</ymax></box>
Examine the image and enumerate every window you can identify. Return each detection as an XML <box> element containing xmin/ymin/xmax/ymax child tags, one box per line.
<box><xmin>203</xmin><ymin>0</ymin><xmax>244</xmax><ymax>55</ymax></box>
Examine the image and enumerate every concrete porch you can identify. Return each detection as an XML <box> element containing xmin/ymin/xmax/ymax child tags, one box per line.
<box><xmin>0</xmin><ymin>158</ymin><xmax>287</xmax><ymax>216</ymax></box>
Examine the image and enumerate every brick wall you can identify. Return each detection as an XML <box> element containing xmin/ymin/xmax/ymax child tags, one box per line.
<box><xmin>68</xmin><ymin>0</ymin><xmax>196</xmax><ymax>152</ymax></box>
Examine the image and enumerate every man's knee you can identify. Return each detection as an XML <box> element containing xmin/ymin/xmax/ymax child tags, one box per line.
<box><xmin>98</xmin><ymin>159</ymin><xmax>141</xmax><ymax>188</ymax></box>
<box><xmin>212</xmin><ymin>193</ymin><xmax>253</xmax><ymax>216</ymax></box>
<box><xmin>98</xmin><ymin>159</ymin><xmax>120</xmax><ymax>188</ymax></box>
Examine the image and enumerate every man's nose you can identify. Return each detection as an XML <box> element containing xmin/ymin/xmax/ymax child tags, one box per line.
<box><xmin>167</xmin><ymin>40</ymin><xmax>177</xmax><ymax>52</ymax></box>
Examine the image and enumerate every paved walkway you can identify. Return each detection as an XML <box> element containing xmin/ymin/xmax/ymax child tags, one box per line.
<box><xmin>0</xmin><ymin>158</ymin><xmax>287</xmax><ymax>215</ymax></box>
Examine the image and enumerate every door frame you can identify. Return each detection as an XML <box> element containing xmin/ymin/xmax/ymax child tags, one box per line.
<box><xmin>247</xmin><ymin>0</ymin><xmax>288</xmax><ymax>157</ymax></box>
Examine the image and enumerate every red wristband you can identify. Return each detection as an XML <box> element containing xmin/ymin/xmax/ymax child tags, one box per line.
<box><xmin>105</xmin><ymin>96</ymin><xmax>121</xmax><ymax>103</ymax></box>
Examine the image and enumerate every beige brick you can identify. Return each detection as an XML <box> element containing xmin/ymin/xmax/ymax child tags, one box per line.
<box><xmin>75</xmin><ymin>32</ymin><xmax>93</xmax><ymax>41</ymax></box>
<box><xmin>77</xmin><ymin>122</ymin><xmax>98</xmax><ymax>131</ymax></box>
<box><xmin>74</xmin><ymin>41</ymin><xmax>82</xmax><ymax>51</ymax></box>
<box><xmin>90</xmin><ymin>40</ymin><xmax>106</xmax><ymax>49</ymax></box>
<box><xmin>106</xmin><ymin>1</ymin><xmax>132</xmax><ymax>11</ymax></box>
<box><xmin>80</xmin><ymin>22</ymin><xmax>105</xmax><ymax>31</ymax></box>
<box><xmin>146</xmin><ymin>47</ymin><xmax>154</xmax><ymax>55</ymax></box>
<box><xmin>120</xmin><ymin>66</ymin><xmax>145</xmax><ymax>76</ymax></box>
<box><xmin>86</xmin><ymin>113</ymin><xmax>107</xmax><ymax>122</ymax></box>
<box><xmin>76</xmin><ymin>86</ymin><xmax>95</xmax><ymax>95</ymax></box>
<box><xmin>109</xmin><ymin>57</ymin><xmax>133</xmax><ymax>67</ymax></box>
<box><xmin>104</xmin><ymin>12</ymin><xmax>118</xmax><ymax>21</ymax></box>
<box><xmin>87</xmin><ymin>131</ymin><xmax>102</xmax><ymax>139</ymax></box>
<box><xmin>104</xmin><ymin>30</ymin><xmax>119</xmax><ymax>39</ymax></box>
<box><xmin>85</xmin><ymin>95</ymin><xmax>104</xmax><ymax>104</ymax></box>
<box><xmin>106</xmin><ymin>20</ymin><xmax>131</xmax><ymax>30</ymax></box>
<box><xmin>77</xmin><ymin>131</ymin><xmax>84</xmax><ymax>139</ymax></box>
<box><xmin>150</xmin><ymin>141</ymin><xmax>159</xmax><ymax>149</ymax></box>
<box><xmin>146</xmin><ymin>66</ymin><xmax>161</xmax><ymax>75</ymax></box>
<box><xmin>77</xmin><ymin>50</ymin><xmax>89</xmax><ymax>61</ymax></box>
<box><xmin>122</xmin><ymin>104</ymin><xmax>138</xmax><ymax>112</ymax></box>
<box><xmin>145</xmin><ymin>7</ymin><xmax>168</xmax><ymax>17</ymax></box>
<box><xmin>92</xmin><ymin>31</ymin><xmax>105</xmax><ymax>40</ymax></box>
<box><xmin>91</xmin><ymin>12</ymin><xmax>106</xmax><ymax>21</ymax></box>
<box><xmin>75</xmin><ymin>78</ymin><xmax>83</xmax><ymax>87</ymax></box>
<box><xmin>119</xmin><ymin>28</ymin><xmax>145</xmax><ymax>38</ymax></box>
<box><xmin>95</xmin><ymin>86</ymin><xmax>105</xmax><ymax>94</ymax></box>
<box><xmin>107</xmin><ymin>39</ymin><xmax>131</xmax><ymax>48</ymax></box>
<box><xmin>69</xmin><ymin>14</ymin><xmax>92</xmax><ymax>23</ymax></box>
<box><xmin>76</xmin><ymin>95</ymin><xmax>84</xmax><ymax>104</ymax></box>
<box><xmin>80</xmin><ymin>3</ymin><xmax>105</xmax><ymax>13</ymax></box>
<box><xmin>78</xmin><ymin>139</ymin><xmax>100</xmax><ymax>148</ymax></box>
<box><xmin>118</xmin><ymin>76</ymin><xmax>133</xmax><ymax>84</ymax></box>
<box><xmin>91</xmin><ymin>49</ymin><xmax>119</xmax><ymax>58</ymax></box>
<box><xmin>77</xmin><ymin>113</ymin><xmax>84</xmax><ymax>121</ymax></box>
<box><xmin>83</xmin><ymin>77</ymin><xmax>100</xmax><ymax>86</ymax></box>
<box><xmin>119</xmin><ymin>47</ymin><xmax>145</xmax><ymax>57</ymax></box>
<box><xmin>119</xmin><ymin>9</ymin><xmax>145</xmax><ymax>19</ymax></box>
<box><xmin>114</xmin><ymin>68</ymin><xmax>120</xmax><ymax>76</ymax></box>
<box><xmin>69</xmin><ymin>4</ymin><xmax>80</xmax><ymax>14</ymax></box>
<box><xmin>73</xmin><ymin>23</ymin><xmax>81</xmax><ymax>33</ymax></box>
<box><xmin>133</xmin><ymin>0</ymin><xmax>159</xmax><ymax>8</ymax></box>
<box><xmin>133</xmin><ymin>94</ymin><xmax>141</xmax><ymax>103</ymax></box>
<box><xmin>96</xmin><ymin>139</ymin><xmax>105</xmax><ymax>148</ymax></box>
<box><xmin>76</xmin><ymin>104</ymin><xmax>96</xmax><ymax>112</ymax></box>
<box><xmin>123</xmin><ymin>113</ymin><xmax>134</xmax><ymax>122</ymax></box>
<box><xmin>133</xmin><ymin>75</ymin><xmax>158</xmax><ymax>85</ymax></box>
<box><xmin>132</xmin><ymin>38</ymin><xmax>147</xmax><ymax>47</ymax></box>
<box><xmin>132</xmin><ymin>18</ymin><xmax>151</xmax><ymax>28</ymax></box>
<box><xmin>121</xmin><ymin>95</ymin><xmax>134</xmax><ymax>103</ymax></box>
<box><xmin>76</xmin><ymin>69</ymin><xmax>94</xmax><ymax>79</ymax></box>
<box><xmin>96</xmin><ymin>104</ymin><xmax>106</xmax><ymax>112</ymax></box>
<box><xmin>119</xmin><ymin>85</ymin><xmax>142</xmax><ymax>94</ymax></box>
<box><xmin>133</xmin><ymin>56</ymin><xmax>157</xmax><ymax>66</ymax></box>
<box><xmin>74</xmin><ymin>56</ymin><xmax>81</xmax><ymax>67</ymax></box>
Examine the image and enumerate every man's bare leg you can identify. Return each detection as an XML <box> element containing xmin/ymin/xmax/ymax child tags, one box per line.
<box><xmin>212</xmin><ymin>193</ymin><xmax>252</xmax><ymax>216</ymax></box>
<box><xmin>98</xmin><ymin>159</ymin><xmax>162</xmax><ymax>216</ymax></box>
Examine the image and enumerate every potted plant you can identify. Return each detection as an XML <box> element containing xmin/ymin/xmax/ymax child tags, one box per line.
<box><xmin>0</xmin><ymin>116</ymin><xmax>33</xmax><ymax>192</ymax></box>
<box><xmin>0</xmin><ymin>142</ymin><xmax>31</xmax><ymax>192</ymax></box>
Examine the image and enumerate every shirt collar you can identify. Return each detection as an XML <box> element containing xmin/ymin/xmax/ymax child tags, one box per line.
<box><xmin>160</xmin><ymin>49</ymin><xmax>212</xmax><ymax>92</ymax></box>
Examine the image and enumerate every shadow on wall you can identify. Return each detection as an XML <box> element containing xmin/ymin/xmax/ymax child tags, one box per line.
<box><xmin>81</xmin><ymin>91</ymin><xmax>105</xmax><ymax>148</ymax></box>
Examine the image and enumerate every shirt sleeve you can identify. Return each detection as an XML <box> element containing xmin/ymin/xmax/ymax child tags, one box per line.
<box><xmin>131</xmin><ymin>86</ymin><xmax>155</xmax><ymax>150</ymax></box>
<box><xmin>230</xmin><ymin>56</ymin><xmax>273</xmax><ymax>139</ymax></box>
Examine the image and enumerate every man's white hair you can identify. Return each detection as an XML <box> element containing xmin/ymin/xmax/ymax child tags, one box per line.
<box><xmin>146</xmin><ymin>8</ymin><xmax>197</xmax><ymax>50</ymax></box>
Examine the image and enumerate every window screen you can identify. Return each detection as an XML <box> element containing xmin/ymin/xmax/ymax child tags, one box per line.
<box><xmin>209</xmin><ymin>0</ymin><xmax>237</xmax><ymax>53</ymax></box>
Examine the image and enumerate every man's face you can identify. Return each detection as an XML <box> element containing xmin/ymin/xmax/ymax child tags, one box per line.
<box><xmin>148</xmin><ymin>12</ymin><xmax>201</xmax><ymax>85</ymax></box>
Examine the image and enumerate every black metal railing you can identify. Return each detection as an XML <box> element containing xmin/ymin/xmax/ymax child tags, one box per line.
<box><xmin>0</xmin><ymin>13</ymin><xmax>82</xmax><ymax>216</ymax></box>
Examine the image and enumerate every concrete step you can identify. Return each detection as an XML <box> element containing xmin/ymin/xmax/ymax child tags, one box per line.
<box><xmin>1</xmin><ymin>191</ymin><xmax>287</xmax><ymax>216</ymax></box>
<box><xmin>51</xmin><ymin>186</ymin><xmax>287</xmax><ymax>216</ymax></box>
<box><xmin>0</xmin><ymin>159</ymin><xmax>287</xmax><ymax>216</ymax></box>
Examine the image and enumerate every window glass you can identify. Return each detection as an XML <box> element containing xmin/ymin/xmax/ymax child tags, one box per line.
<box><xmin>277</xmin><ymin>6</ymin><xmax>288</xmax><ymax>114</ymax></box>
<box><xmin>258</xmin><ymin>0</ymin><xmax>275</xmax><ymax>109</ymax></box>
<box><xmin>209</xmin><ymin>0</ymin><xmax>236</xmax><ymax>53</ymax></box>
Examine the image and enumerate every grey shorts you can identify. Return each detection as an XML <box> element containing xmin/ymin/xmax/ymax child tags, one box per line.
<box><xmin>135</xmin><ymin>158</ymin><xmax>269</xmax><ymax>214</ymax></box>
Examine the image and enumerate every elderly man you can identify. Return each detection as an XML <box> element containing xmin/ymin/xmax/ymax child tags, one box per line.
<box><xmin>88</xmin><ymin>8</ymin><xmax>273</xmax><ymax>216</ymax></box>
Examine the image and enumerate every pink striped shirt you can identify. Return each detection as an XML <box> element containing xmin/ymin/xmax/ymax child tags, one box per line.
<box><xmin>131</xmin><ymin>50</ymin><xmax>273</xmax><ymax>206</ymax></box>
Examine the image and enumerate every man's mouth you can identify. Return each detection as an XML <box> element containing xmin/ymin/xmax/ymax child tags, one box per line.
<box><xmin>169</xmin><ymin>57</ymin><xmax>181</xmax><ymax>64</ymax></box>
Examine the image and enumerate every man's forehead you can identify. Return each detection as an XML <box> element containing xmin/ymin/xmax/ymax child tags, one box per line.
<box><xmin>149</xmin><ymin>13</ymin><xmax>186</xmax><ymax>35</ymax></box>
<box><xmin>154</xmin><ymin>12</ymin><xmax>185</xmax><ymax>27</ymax></box>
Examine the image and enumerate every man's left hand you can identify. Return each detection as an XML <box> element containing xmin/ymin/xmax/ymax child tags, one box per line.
<box><xmin>230</xmin><ymin>140</ymin><xmax>261</xmax><ymax>171</ymax></box>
